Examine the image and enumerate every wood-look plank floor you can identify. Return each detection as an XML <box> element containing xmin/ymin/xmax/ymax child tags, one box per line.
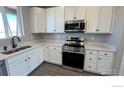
<box><xmin>30</xmin><ymin>62</ymin><xmax>100</xmax><ymax>76</ymax></box>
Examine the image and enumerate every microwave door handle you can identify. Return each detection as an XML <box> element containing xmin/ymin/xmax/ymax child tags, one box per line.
<box><xmin>78</xmin><ymin>22</ymin><xmax>80</xmax><ymax>30</ymax></box>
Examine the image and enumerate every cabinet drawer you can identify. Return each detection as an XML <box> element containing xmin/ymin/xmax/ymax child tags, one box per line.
<box><xmin>85</xmin><ymin>55</ymin><xmax>97</xmax><ymax>64</ymax></box>
<box><xmin>99</xmin><ymin>51</ymin><xmax>113</xmax><ymax>56</ymax></box>
<box><xmin>86</xmin><ymin>50</ymin><xmax>97</xmax><ymax>55</ymax></box>
<box><xmin>84</xmin><ymin>63</ymin><xmax>97</xmax><ymax>72</ymax></box>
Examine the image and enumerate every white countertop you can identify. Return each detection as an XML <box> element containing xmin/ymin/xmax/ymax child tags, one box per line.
<box><xmin>0</xmin><ymin>39</ymin><xmax>117</xmax><ymax>61</ymax></box>
<box><xmin>84</xmin><ymin>42</ymin><xmax>117</xmax><ymax>52</ymax></box>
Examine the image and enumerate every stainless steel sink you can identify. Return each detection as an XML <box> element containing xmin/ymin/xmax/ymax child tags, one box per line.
<box><xmin>1</xmin><ymin>46</ymin><xmax>32</xmax><ymax>55</ymax></box>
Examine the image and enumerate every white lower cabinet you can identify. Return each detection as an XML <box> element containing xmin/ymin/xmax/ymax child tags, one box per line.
<box><xmin>97</xmin><ymin>55</ymin><xmax>113</xmax><ymax>75</ymax></box>
<box><xmin>49</xmin><ymin>46</ymin><xmax>62</xmax><ymax>65</ymax></box>
<box><xmin>43</xmin><ymin>45</ymin><xmax>62</xmax><ymax>65</ymax></box>
<box><xmin>38</xmin><ymin>46</ymin><xmax>44</xmax><ymax>64</ymax></box>
<box><xmin>28</xmin><ymin>49</ymin><xmax>40</xmax><ymax>72</ymax></box>
<box><xmin>43</xmin><ymin>45</ymin><xmax>49</xmax><ymax>62</ymax></box>
<box><xmin>8</xmin><ymin>57</ymin><xmax>29</xmax><ymax>76</ymax></box>
<box><xmin>84</xmin><ymin>54</ymin><xmax>97</xmax><ymax>72</ymax></box>
<box><xmin>84</xmin><ymin>50</ymin><xmax>114</xmax><ymax>75</ymax></box>
<box><xmin>6</xmin><ymin>47</ymin><xmax>43</xmax><ymax>76</ymax></box>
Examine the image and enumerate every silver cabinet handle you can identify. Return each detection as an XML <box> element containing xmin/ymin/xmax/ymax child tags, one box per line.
<box><xmin>90</xmin><ymin>52</ymin><xmax>92</xmax><ymax>54</ymax></box>
<box><xmin>73</xmin><ymin>17</ymin><xmax>77</xmax><ymax>19</ymax></box>
<box><xmin>105</xmin><ymin>53</ymin><xmax>107</xmax><ymax>55</ymax></box>
<box><xmin>89</xmin><ymin>66</ymin><xmax>91</xmax><ymax>68</ymax></box>
<box><xmin>96</xmin><ymin>29</ymin><xmax>99</xmax><ymax>31</ymax></box>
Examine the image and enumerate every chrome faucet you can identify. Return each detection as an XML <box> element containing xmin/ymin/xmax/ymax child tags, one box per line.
<box><xmin>12</xmin><ymin>36</ymin><xmax>21</xmax><ymax>48</ymax></box>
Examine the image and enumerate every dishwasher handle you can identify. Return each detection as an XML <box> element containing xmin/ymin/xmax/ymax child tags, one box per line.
<box><xmin>62</xmin><ymin>50</ymin><xmax>85</xmax><ymax>54</ymax></box>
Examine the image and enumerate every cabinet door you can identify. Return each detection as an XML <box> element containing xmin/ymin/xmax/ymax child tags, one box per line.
<box><xmin>84</xmin><ymin>54</ymin><xmax>97</xmax><ymax>72</ymax></box>
<box><xmin>30</xmin><ymin>7</ymin><xmax>46</xmax><ymax>33</ymax></box>
<box><xmin>43</xmin><ymin>46</ymin><xmax>49</xmax><ymax>62</ymax></box>
<box><xmin>28</xmin><ymin>49</ymin><xmax>40</xmax><ymax>72</ymax></box>
<box><xmin>97</xmin><ymin>56</ymin><xmax>113</xmax><ymax>75</ymax></box>
<box><xmin>8</xmin><ymin>57</ymin><xmax>29</xmax><ymax>76</ymax></box>
<box><xmin>46</xmin><ymin>8</ymin><xmax>56</xmax><ymax>33</ymax></box>
<box><xmin>86</xmin><ymin>6</ymin><xmax>99</xmax><ymax>33</ymax></box>
<box><xmin>38</xmin><ymin>46</ymin><xmax>44</xmax><ymax>64</ymax></box>
<box><xmin>55</xmin><ymin>6</ymin><xmax>64</xmax><ymax>33</ymax></box>
<box><xmin>84</xmin><ymin>63</ymin><xmax>97</xmax><ymax>72</ymax></box>
<box><xmin>64</xmin><ymin>6</ymin><xmax>76</xmax><ymax>21</ymax></box>
<box><xmin>98</xmin><ymin>6</ymin><xmax>113</xmax><ymax>33</ymax></box>
<box><xmin>85</xmin><ymin>54</ymin><xmax>97</xmax><ymax>64</ymax></box>
<box><xmin>49</xmin><ymin>46</ymin><xmax>62</xmax><ymax>65</ymax></box>
<box><xmin>76</xmin><ymin>6</ymin><xmax>86</xmax><ymax>19</ymax></box>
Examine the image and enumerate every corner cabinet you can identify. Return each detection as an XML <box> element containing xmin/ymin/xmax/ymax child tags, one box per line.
<box><xmin>30</xmin><ymin>7</ymin><xmax>46</xmax><ymax>33</ymax></box>
<box><xmin>85</xmin><ymin>6</ymin><xmax>116</xmax><ymax>34</ymax></box>
<box><xmin>43</xmin><ymin>45</ymin><xmax>62</xmax><ymax>65</ymax></box>
<box><xmin>49</xmin><ymin>46</ymin><xmax>62</xmax><ymax>65</ymax></box>
<box><xmin>84</xmin><ymin>50</ymin><xmax>115</xmax><ymax>75</ymax></box>
<box><xmin>46</xmin><ymin>7</ymin><xmax>64</xmax><ymax>33</ymax></box>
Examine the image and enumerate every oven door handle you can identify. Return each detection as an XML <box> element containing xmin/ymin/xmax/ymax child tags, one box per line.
<box><xmin>62</xmin><ymin>50</ymin><xmax>85</xmax><ymax>54</ymax></box>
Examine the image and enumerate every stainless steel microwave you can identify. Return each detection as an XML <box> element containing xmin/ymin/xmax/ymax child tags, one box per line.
<box><xmin>64</xmin><ymin>20</ymin><xmax>85</xmax><ymax>33</ymax></box>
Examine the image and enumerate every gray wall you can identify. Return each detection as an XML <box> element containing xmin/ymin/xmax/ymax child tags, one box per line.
<box><xmin>105</xmin><ymin>7</ymin><xmax>124</xmax><ymax>75</ymax></box>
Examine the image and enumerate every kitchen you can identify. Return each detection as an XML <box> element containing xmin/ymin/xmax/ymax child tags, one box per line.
<box><xmin>0</xmin><ymin>6</ymin><xmax>124</xmax><ymax>76</ymax></box>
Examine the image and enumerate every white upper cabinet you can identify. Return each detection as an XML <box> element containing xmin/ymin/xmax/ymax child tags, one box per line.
<box><xmin>55</xmin><ymin>7</ymin><xmax>64</xmax><ymax>33</ymax></box>
<box><xmin>98</xmin><ymin>6</ymin><xmax>114</xmax><ymax>33</ymax></box>
<box><xmin>65</xmin><ymin>6</ymin><xmax>86</xmax><ymax>20</ymax></box>
<box><xmin>76</xmin><ymin>6</ymin><xmax>86</xmax><ymax>19</ymax></box>
<box><xmin>85</xmin><ymin>6</ymin><xmax>99</xmax><ymax>33</ymax></box>
<box><xmin>46</xmin><ymin>6</ymin><xmax>64</xmax><ymax>33</ymax></box>
<box><xmin>46</xmin><ymin>8</ymin><xmax>56</xmax><ymax>33</ymax></box>
<box><xmin>64</xmin><ymin>6</ymin><xmax>76</xmax><ymax>20</ymax></box>
<box><xmin>30</xmin><ymin>7</ymin><xmax>46</xmax><ymax>33</ymax></box>
<box><xmin>86</xmin><ymin>6</ymin><xmax>115</xmax><ymax>33</ymax></box>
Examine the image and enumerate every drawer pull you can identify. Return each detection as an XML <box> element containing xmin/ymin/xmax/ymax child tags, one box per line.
<box><xmin>99</xmin><ymin>58</ymin><xmax>101</xmax><ymax>60</ymax></box>
<box><xmin>90</xmin><ymin>52</ymin><xmax>92</xmax><ymax>54</ymax></box>
<box><xmin>96</xmin><ymin>29</ymin><xmax>99</xmax><ymax>31</ymax></box>
<box><xmin>90</xmin><ymin>58</ymin><xmax>92</xmax><ymax>60</ymax></box>
<box><xmin>28</xmin><ymin>57</ymin><xmax>30</xmax><ymax>59</ymax></box>
<box><xmin>105</xmin><ymin>53</ymin><xmax>107</xmax><ymax>55</ymax></box>
<box><xmin>89</xmin><ymin>66</ymin><xmax>91</xmax><ymax>68</ymax></box>
<box><xmin>25</xmin><ymin>59</ymin><xmax>27</xmax><ymax>61</ymax></box>
<box><xmin>73</xmin><ymin>17</ymin><xmax>77</xmax><ymax>19</ymax></box>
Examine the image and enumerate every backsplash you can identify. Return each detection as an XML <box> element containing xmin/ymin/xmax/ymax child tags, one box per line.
<box><xmin>32</xmin><ymin>33</ymin><xmax>109</xmax><ymax>42</ymax></box>
<box><xmin>0</xmin><ymin>37</ymin><xmax>27</xmax><ymax>52</ymax></box>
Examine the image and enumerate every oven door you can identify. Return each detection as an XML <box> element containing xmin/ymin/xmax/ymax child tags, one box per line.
<box><xmin>62</xmin><ymin>50</ymin><xmax>84</xmax><ymax>69</ymax></box>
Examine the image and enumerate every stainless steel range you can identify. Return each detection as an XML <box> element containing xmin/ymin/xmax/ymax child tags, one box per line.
<box><xmin>62</xmin><ymin>37</ymin><xmax>85</xmax><ymax>72</ymax></box>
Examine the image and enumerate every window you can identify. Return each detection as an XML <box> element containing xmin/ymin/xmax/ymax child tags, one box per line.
<box><xmin>0</xmin><ymin>12</ymin><xmax>6</xmax><ymax>38</ymax></box>
<box><xmin>0</xmin><ymin>6</ymin><xmax>24</xmax><ymax>39</ymax></box>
